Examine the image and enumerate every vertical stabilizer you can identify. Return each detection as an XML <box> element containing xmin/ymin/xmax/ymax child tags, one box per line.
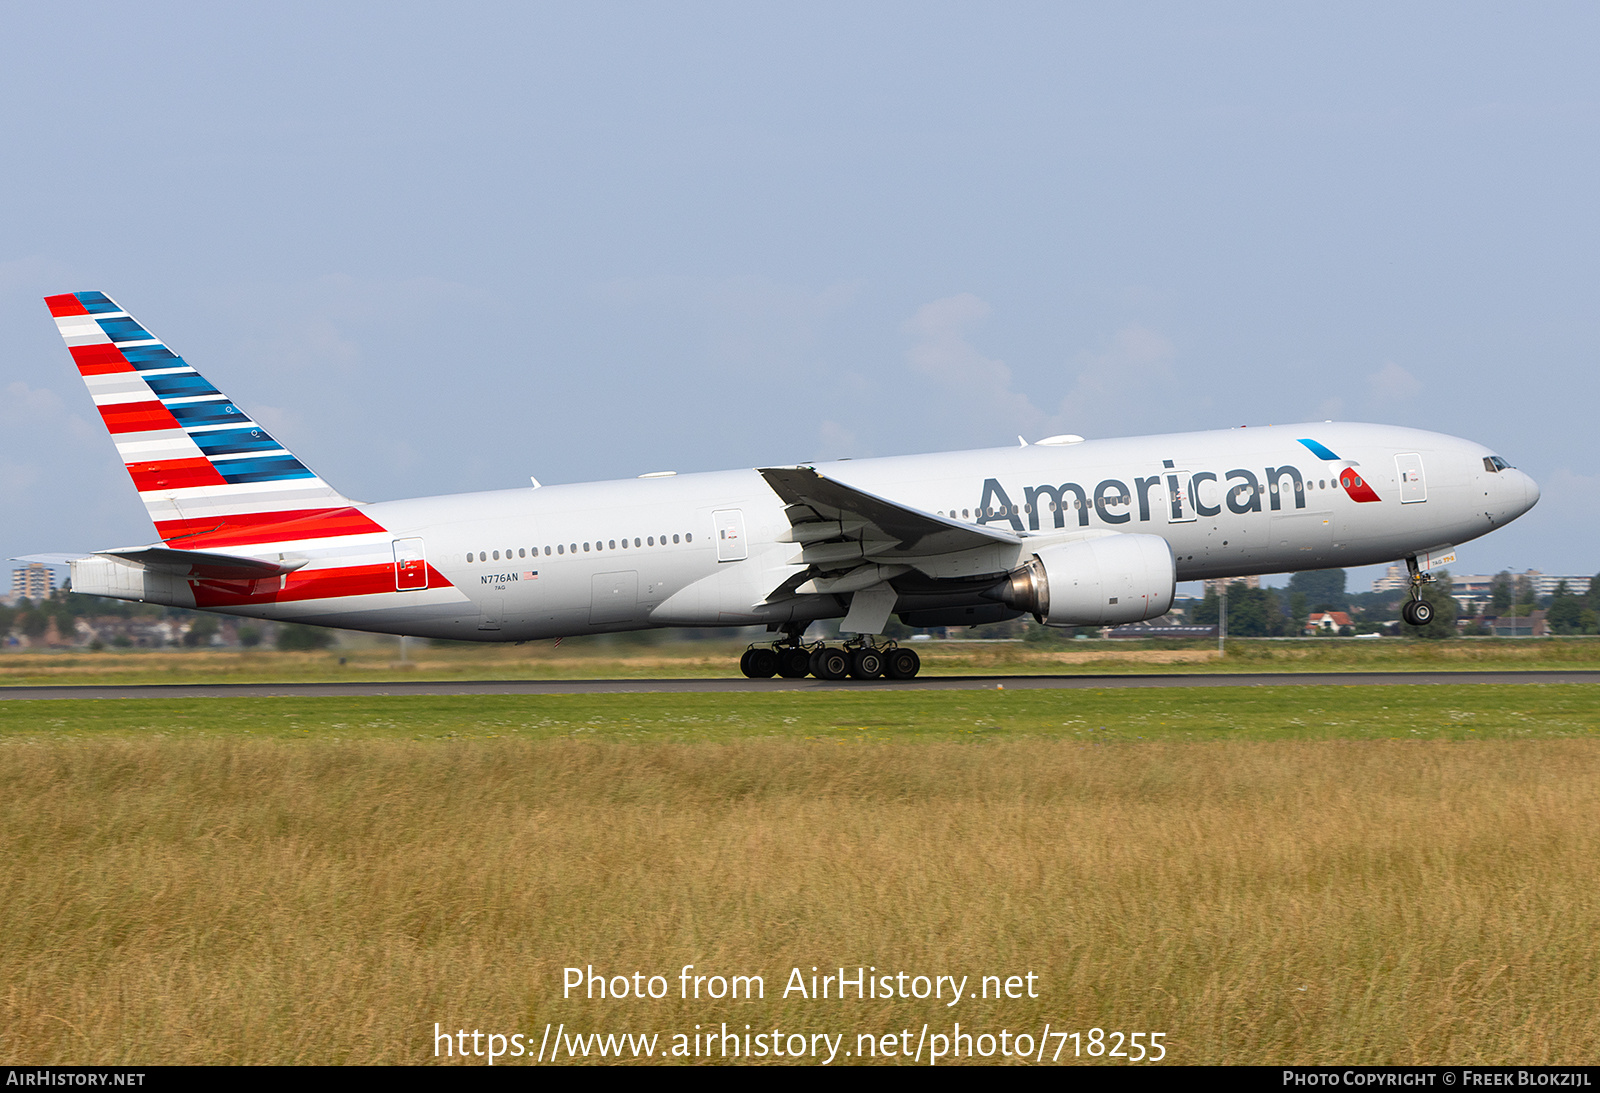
<box><xmin>46</xmin><ymin>291</ymin><xmax>382</xmax><ymax>548</ymax></box>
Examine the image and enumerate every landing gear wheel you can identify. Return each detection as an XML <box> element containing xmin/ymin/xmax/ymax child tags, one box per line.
<box><xmin>849</xmin><ymin>647</ymin><xmax>885</xmax><ymax>680</ymax></box>
<box><xmin>746</xmin><ymin>647</ymin><xmax>779</xmax><ymax>678</ymax></box>
<box><xmin>777</xmin><ymin>647</ymin><xmax>812</xmax><ymax>678</ymax></box>
<box><xmin>1402</xmin><ymin>599</ymin><xmax>1433</xmax><ymax>626</ymax></box>
<box><xmin>810</xmin><ymin>646</ymin><xmax>850</xmax><ymax>680</ymax></box>
<box><xmin>739</xmin><ymin>649</ymin><xmax>758</xmax><ymax>677</ymax></box>
<box><xmin>884</xmin><ymin>647</ymin><xmax>921</xmax><ymax>680</ymax></box>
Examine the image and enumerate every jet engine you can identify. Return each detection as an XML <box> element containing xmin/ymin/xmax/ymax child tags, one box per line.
<box><xmin>996</xmin><ymin>534</ymin><xmax>1176</xmax><ymax>627</ymax></box>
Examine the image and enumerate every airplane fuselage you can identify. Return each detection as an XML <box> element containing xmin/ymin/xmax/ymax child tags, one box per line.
<box><xmin>71</xmin><ymin>421</ymin><xmax>1538</xmax><ymax>641</ymax></box>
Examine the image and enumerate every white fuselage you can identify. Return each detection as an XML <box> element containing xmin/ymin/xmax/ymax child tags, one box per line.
<box><xmin>72</xmin><ymin>421</ymin><xmax>1538</xmax><ymax>639</ymax></box>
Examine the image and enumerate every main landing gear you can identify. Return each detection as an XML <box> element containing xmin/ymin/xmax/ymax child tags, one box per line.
<box><xmin>1399</xmin><ymin>555</ymin><xmax>1436</xmax><ymax>627</ymax></box>
<box><xmin>739</xmin><ymin>632</ymin><xmax>921</xmax><ymax>681</ymax></box>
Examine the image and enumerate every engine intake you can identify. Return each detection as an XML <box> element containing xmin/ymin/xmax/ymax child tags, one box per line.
<box><xmin>998</xmin><ymin>534</ymin><xmax>1176</xmax><ymax>627</ymax></box>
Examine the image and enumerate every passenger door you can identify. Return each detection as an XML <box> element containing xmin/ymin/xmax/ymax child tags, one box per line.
<box><xmin>713</xmin><ymin>508</ymin><xmax>748</xmax><ymax>561</ymax></box>
<box><xmin>393</xmin><ymin>538</ymin><xmax>427</xmax><ymax>591</ymax></box>
<box><xmin>1395</xmin><ymin>453</ymin><xmax>1427</xmax><ymax>503</ymax></box>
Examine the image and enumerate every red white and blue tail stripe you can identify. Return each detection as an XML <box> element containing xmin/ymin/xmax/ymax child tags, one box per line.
<box><xmin>46</xmin><ymin>291</ymin><xmax>385</xmax><ymax>548</ymax></box>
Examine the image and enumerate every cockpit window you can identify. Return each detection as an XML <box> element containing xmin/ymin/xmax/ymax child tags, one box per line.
<box><xmin>1483</xmin><ymin>456</ymin><xmax>1512</xmax><ymax>473</ymax></box>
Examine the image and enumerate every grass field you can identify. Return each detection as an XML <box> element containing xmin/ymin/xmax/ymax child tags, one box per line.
<box><xmin>3</xmin><ymin>635</ymin><xmax>1600</xmax><ymax>687</ymax></box>
<box><xmin>3</xmin><ymin>685</ymin><xmax>1598</xmax><ymax>1065</ymax></box>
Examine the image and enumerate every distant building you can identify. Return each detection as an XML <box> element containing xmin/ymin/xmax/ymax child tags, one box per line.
<box><xmin>1372</xmin><ymin>564</ymin><xmax>1408</xmax><ymax>593</ymax></box>
<box><xmin>1305</xmin><ymin>611</ymin><xmax>1354</xmax><ymax>634</ymax></box>
<box><xmin>1480</xmin><ymin>611</ymin><xmax>1548</xmax><ymax>638</ymax></box>
<box><xmin>1203</xmin><ymin>575</ymin><xmax>1260</xmax><ymax>596</ymax></box>
<box><xmin>1528</xmin><ymin>573</ymin><xmax>1593</xmax><ymax>598</ymax></box>
<box><xmin>1374</xmin><ymin>568</ymin><xmax>1593</xmax><ymax>611</ymax></box>
<box><xmin>10</xmin><ymin>563</ymin><xmax>55</xmax><ymax>603</ymax></box>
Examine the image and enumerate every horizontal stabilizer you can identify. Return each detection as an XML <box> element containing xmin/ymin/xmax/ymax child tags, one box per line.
<box><xmin>96</xmin><ymin>545</ymin><xmax>309</xmax><ymax>580</ymax></box>
<box><xmin>10</xmin><ymin>552</ymin><xmax>92</xmax><ymax>566</ymax></box>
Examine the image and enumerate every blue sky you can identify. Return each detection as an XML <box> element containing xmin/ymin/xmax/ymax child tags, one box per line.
<box><xmin>4</xmin><ymin>3</ymin><xmax>1597</xmax><ymax>591</ymax></box>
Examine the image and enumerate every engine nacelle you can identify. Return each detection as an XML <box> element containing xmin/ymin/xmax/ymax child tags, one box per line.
<box><xmin>997</xmin><ymin>534</ymin><xmax>1175</xmax><ymax>627</ymax></box>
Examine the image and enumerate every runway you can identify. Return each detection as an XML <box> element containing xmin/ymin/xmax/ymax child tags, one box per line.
<box><xmin>3</xmin><ymin>670</ymin><xmax>1598</xmax><ymax>700</ymax></box>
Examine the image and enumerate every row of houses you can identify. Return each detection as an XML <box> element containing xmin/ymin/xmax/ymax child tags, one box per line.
<box><xmin>1111</xmin><ymin>610</ymin><xmax>1556</xmax><ymax>639</ymax></box>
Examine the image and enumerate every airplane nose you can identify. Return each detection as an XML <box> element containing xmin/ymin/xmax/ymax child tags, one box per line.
<box><xmin>1523</xmin><ymin>472</ymin><xmax>1540</xmax><ymax>511</ymax></box>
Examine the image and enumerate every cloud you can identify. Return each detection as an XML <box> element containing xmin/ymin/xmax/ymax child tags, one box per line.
<box><xmin>1366</xmin><ymin>361</ymin><xmax>1422</xmax><ymax>403</ymax></box>
<box><xmin>901</xmin><ymin>294</ymin><xmax>1044</xmax><ymax>434</ymax></box>
<box><xmin>0</xmin><ymin>381</ymin><xmax>64</xmax><ymax>425</ymax></box>
<box><xmin>814</xmin><ymin>419</ymin><xmax>858</xmax><ymax>460</ymax></box>
<box><xmin>597</xmin><ymin>274</ymin><xmax>866</xmax><ymax>374</ymax></box>
<box><xmin>1056</xmin><ymin>325</ymin><xmax>1178</xmax><ymax>428</ymax></box>
<box><xmin>212</xmin><ymin>273</ymin><xmax>485</xmax><ymax>375</ymax></box>
<box><xmin>896</xmin><ymin>297</ymin><xmax>1189</xmax><ymax>443</ymax></box>
<box><xmin>0</xmin><ymin>255</ymin><xmax>77</xmax><ymax>299</ymax></box>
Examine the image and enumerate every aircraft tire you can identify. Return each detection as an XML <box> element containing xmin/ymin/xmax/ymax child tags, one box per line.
<box><xmin>849</xmin><ymin>648</ymin><xmax>885</xmax><ymax>680</ymax></box>
<box><xmin>777</xmin><ymin>648</ymin><xmax>812</xmax><ymax>678</ymax></box>
<box><xmin>746</xmin><ymin>647</ymin><xmax>779</xmax><ymax>678</ymax></box>
<box><xmin>884</xmin><ymin>648</ymin><xmax>921</xmax><ymax>680</ymax></box>
<box><xmin>812</xmin><ymin>646</ymin><xmax>850</xmax><ymax>680</ymax></box>
<box><xmin>738</xmin><ymin>649</ymin><xmax>759</xmax><ymax>677</ymax></box>
<box><xmin>1407</xmin><ymin>599</ymin><xmax>1433</xmax><ymax>626</ymax></box>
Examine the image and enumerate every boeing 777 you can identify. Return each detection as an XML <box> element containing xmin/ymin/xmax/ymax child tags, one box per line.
<box><xmin>21</xmin><ymin>291</ymin><xmax>1539</xmax><ymax>680</ymax></box>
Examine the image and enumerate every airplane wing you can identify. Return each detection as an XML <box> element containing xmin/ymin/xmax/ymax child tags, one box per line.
<box><xmin>758</xmin><ymin>466</ymin><xmax>1020</xmax><ymax>558</ymax></box>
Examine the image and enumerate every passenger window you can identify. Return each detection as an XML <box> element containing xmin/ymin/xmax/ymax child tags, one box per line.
<box><xmin>962</xmin><ymin>509</ymin><xmax>969</xmax><ymax>518</ymax></box>
<box><xmin>685</xmin><ymin>533</ymin><xmax>692</xmax><ymax>542</ymax></box>
<box><xmin>609</xmin><ymin>540</ymin><xmax>616</xmax><ymax>550</ymax></box>
<box><xmin>493</xmin><ymin>551</ymin><xmax>500</xmax><ymax>561</ymax></box>
<box><xmin>634</xmin><ymin>538</ymin><xmax>641</xmax><ymax>547</ymax></box>
<box><xmin>647</xmin><ymin>536</ymin><xmax>654</xmax><ymax>546</ymax></box>
<box><xmin>557</xmin><ymin>545</ymin><xmax>564</xmax><ymax>555</ymax></box>
<box><xmin>583</xmin><ymin>542</ymin><xmax>590</xmax><ymax>552</ymax></box>
<box><xmin>672</xmin><ymin>534</ymin><xmax>680</xmax><ymax>544</ymax></box>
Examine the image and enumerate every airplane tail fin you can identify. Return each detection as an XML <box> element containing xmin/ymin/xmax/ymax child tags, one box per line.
<box><xmin>46</xmin><ymin>291</ymin><xmax>381</xmax><ymax>549</ymax></box>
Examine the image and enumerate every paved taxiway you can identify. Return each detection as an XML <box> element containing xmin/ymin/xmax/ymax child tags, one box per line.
<box><xmin>2</xmin><ymin>671</ymin><xmax>1597</xmax><ymax>700</ymax></box>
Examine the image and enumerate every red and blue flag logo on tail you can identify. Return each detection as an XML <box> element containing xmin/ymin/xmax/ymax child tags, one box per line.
<box><xmin>45</xmin><ymin>291</ymin><xmax>387</xmax><ymax>547</ymax></box>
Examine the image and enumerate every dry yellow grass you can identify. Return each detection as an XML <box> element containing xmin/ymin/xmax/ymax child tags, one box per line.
<box><xmin>2</xmin><ymin>737</ymin><xmax>1597</xmax><ymax>1064</ymax></box>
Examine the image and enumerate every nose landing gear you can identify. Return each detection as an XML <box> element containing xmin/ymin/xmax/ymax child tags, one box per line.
<box><xmin>1399</xmin><ymin>555</ymin><xmax>1437</xmax><ymax>627</ymax></box>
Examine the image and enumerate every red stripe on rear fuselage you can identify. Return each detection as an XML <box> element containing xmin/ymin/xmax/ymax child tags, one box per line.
<box><xmin>191</xmin><ymin>562</ymin><xmax>453</xmax><ymax>608</ymax></box>
<box><xmin>157</xmin><ymin>506</ymin><xmax>389</xmax><ymax>548</ymax></box>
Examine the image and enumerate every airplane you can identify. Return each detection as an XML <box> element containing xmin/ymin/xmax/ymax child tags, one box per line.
<box><xmin>20</xmin><ymin>290</ymin><xmax>1539</xmax><ymax>680</ymax></box>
